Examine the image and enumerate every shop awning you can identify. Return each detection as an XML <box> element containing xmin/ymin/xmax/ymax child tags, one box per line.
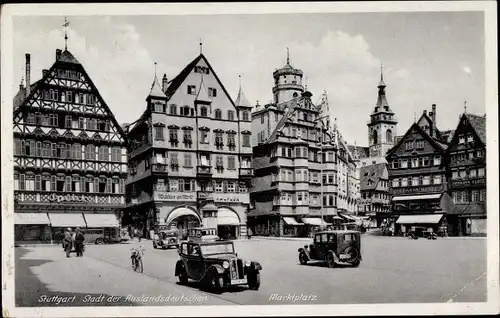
<box><xmin>83</xmin><ymin>213</ymin><xmax>119</xmax><ymax>228</ymax></box>
<box><xmin>48</xmin><ymin>213</ymin><xmax>87</xmax><ymax>228</ymax></box>
<box><xmin>340</xmin><ymin>214</ymin><xmax>357</xmax><ymax>221</ymax></box>
<box><xmin>283</xmin><ymin>217</ymin><xmax>304</xmax><ymax>225</ymax></box>
<box><xmin>392</xmin><ymin>194</ymin><xmax>442</xmax><ymax>202</ymax></box>
<box><xmin>165</xmin><ymin>207</ymin><xmax>201</xmax><ymax>225</ymax></box>
<box><xmin>217</xmin><ymin>208</ymin><xmax>240</xmax><ymax>226</ymax></box>
<box><xmin>14</xmin><ymin>213</ymin><xmax>51</xmax><ymax>225</ymax></box>
<box><xmin>301</xmin><ymin>217</ymin><xmax>331</xmax><ymax>226</ymax></box>
<box><xmin>396</xmin><ymin>214</ymin><xmax>444</xmax><ymax>224</ymax></box>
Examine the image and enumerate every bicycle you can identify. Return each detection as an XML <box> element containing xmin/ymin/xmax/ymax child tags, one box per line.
<box><xmin>130</xmin><ymin>246</ymin><xmax>145</xmax><ymax>273</ymax></box>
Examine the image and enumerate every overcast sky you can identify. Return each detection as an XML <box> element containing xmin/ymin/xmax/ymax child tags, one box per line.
<box><xmin>12</xmin><ymin>11</ymin><xmax>485</xmax><ymax>146</ymax></box>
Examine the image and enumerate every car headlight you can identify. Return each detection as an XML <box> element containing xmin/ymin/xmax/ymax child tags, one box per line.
<box><xmin>245</xmin><ymin>260</ymin><xmax>251</xmax><ymax>267</ymax></box>
<box><xmin>222</xmin><ymin>261</ymin><xmax>229</xmax><ymax>269</ymax></box>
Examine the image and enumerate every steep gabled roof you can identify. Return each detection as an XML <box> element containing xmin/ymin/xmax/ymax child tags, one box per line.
<box><xmin>360</xmin><ymin>163</ymin><xmax>386</xmax><ymax>191</ymax></box>
<box><xmin>465</xmin><ymin>114</ymin><xmax>486</xmax><ymax>145</ymax></box>
<box><xmin>385</xmin><ymin>122</ymin><xmax>447</xmax><ymax>158</ymax></box>
<box><xmin>13</xmin><ymin>49</ymin><xmax>127</xmax><ymax>141</ymax></box>
<box><xmin>164</xmin><ymin>55</ymin><xmax>203</xmax><ymax>100</ymax></box>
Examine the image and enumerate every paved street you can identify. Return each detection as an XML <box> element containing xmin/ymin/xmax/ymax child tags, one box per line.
<box><xmin>15</xmin><ymin>236</ymin><xmax>487</xmax><ymax>306</ymax></box>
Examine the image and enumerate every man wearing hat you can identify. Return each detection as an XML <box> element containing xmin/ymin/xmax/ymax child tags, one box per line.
<box><xmin>74</xmin><ymin>228</ymin><xmax>85</xmax><ymax>257</ymax></box>
<box><xmin>63</xmin><ymin>228</ymin><xmax>73</xmax><ymax>258</ymax></box>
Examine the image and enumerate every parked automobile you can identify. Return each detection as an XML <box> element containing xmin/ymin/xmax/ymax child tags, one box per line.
<box><xmin>153</xmin><ymin>228</ymin><xmax>180</xmax><ymax>249</ymax></box>
<box><xmin>298</xmin><ymin>230</ymin><xmax>362</xmax><ymax>268</ymax></box>
<box><xmin>175</xmin><ymin>240</ymin><xmax>262</xmax><ymax>293</ymax></box>
<box><xmin>85</xmin><ymin>228</ymin><xmax>129</xmax><ymax>244</ymax></box>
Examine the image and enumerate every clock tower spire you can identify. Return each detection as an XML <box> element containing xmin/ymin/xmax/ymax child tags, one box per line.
<box><xmin>367</xmin><ymin>64</ymin><xmax>398</xmax><ymax>158</ymax></box>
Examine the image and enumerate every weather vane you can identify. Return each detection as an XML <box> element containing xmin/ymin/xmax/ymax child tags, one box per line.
<box><xmin>63</xmin><ymin>17</ymin><xmax>70</xmax><ymax>50</ymax></box>
<box><xmin>199</xmin><ymin>38</ymin><xmax>203</xmax><ymax>54</ymax></box>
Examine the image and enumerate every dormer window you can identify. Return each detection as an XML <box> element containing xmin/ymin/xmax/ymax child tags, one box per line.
<box><xmin>467</xmin><ymin>134</ymin><xmax>474</xmax><ymax>143</ymax></box>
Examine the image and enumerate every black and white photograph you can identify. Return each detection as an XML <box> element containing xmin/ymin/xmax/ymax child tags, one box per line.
<box><xmin>1</xmin><ymin>2</ymin><xmax>498</xmax><ymax>317</ymax></box>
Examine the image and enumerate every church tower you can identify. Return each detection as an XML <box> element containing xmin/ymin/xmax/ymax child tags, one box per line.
<box><xmin>367</xmin><ymin>66</ymin><xmax>398</xmax><ymax>157</ymax></box>
<box><xmin>272</xmin><ymin>48</ymin><xmax>304</xmax><ymax>104</ymax></box>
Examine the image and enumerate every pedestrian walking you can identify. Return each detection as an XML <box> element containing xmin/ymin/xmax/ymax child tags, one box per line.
<box><xmin>63</xmin><ymin>228</ymin><xmax>73</xmax><ymax>258</ymax></box>
<box><xmin>248</xmin><ymin>228</ymin><xmax>253</xmax><ymax>240</ymax></box>
<box><xmin>74</xmin><ymin>228</ymin><xmax>85</xmax><ymax>257</ymax></box>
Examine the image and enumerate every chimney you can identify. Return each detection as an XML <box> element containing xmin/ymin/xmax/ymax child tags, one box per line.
<box><xmin>25</xmin><ymin>53</ymin><xmax>31</xmax><ymax>96</ymax></box>
<box><xmin>431</xmin><ymin>104</ymin><xmax>436</xmax><ymax>124</ymax></box>
<box><xmin>42</xmin><ymin>69</ymin><xmax>48</xmax><ymax>77</ymax></box>
<box><xmin>423</xmin><ymin>110</ymin><xmax>427</xmax><ymax>115</ymax></box>
<box><xmin>56</xmin><ymin>49</ymin><xmax>62</xmax><ymax>61</ymax></box>
<box><xmin>162</xmin><ymin>74</ymin><xmax>168</xmax><ymax>93</ymax></box>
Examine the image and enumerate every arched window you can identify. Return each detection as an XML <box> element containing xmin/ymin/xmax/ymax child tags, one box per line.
<box><xmin>372</xmin><ymin>130</ymin><xmax>378</xmax><ymax>144</ymax></box>
<box><xmin>386</xmin><ymin>129</ymin><xmax>392</xmax><ymax>143</ymax></box>
<box><xmin>214</xmin><ymin>109</ymin><xmax>222</xmax><ymax>119</ymax></box>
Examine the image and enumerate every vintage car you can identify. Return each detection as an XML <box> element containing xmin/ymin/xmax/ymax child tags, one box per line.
<box><xmin>175</xmin><ymin>241</ymin><xmax>262</xmax><ymax>293</ymax></box>
<box><xmin>153</xmin><ymin>227</ymin><xmax>180</xmax><ymax>249</ymax></box>
<box><xmin>298</xmin><ymin>230</ymin><xmax>362</xmax><ymax>268</ymax></box>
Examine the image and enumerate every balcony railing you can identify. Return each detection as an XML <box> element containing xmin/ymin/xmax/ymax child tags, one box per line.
<box><xmin>197</xmin><ymin>165</ymin><xmax>212</xmax><ymax>176</ymax></box>
<box><xmin>152</xmin><ymin>163</ymin><xmax>168</xmax><ymax>174</ymax></box>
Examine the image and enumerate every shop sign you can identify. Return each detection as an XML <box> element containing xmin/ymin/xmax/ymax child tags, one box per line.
<box><xmin>450</xmin><ymin>178</ymin><xmax>485</xmax><ymax>187</ymax></box>
<box><xmin>48</xmin><ymin>193</ymin><xmax>94</xmax><ymax>204</ymax></box>
<box><xmin>155</xmin><ymin>191</ymin><xmax>196</xmax><ymax>202</ymax></box>
<box><xmin>212</xmin><ymin>193</ymin><xmax>250</xmax><ymax>204</ymax></box>
<box><xmin>392</xmin><ymin>185</ymin><xmax>444</xmax><ymax>195</ymax></box>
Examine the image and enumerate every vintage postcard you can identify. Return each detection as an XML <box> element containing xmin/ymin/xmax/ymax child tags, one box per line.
<box><xmin>1</xmin><ymin>2</ymin><xmax>498</xmax><ymax>317</ymax></box>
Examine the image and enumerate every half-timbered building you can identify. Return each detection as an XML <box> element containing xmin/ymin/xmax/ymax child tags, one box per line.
<box><xmin>124</xmin><ymin>53</ymin><xmax>252</xmax><ymax>239</ymax></box>
<box><xmin>13</xmin><ymin>49</ymin><xmax>127</xmax><ymax>242</ymax></box>
<box><xmin>386</xmin><ymin>105</ymin><xmax>453</xmax><ymax>236</ymax></box>
<box><xmin>446</xmin><ymin>113</ymin><xmax>486</xmax><ymax>236</ymax></box>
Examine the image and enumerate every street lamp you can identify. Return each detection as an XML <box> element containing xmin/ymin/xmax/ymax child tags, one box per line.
<box><xmin>313</xmin><ymin>115</ymin><xmax>330</xmax><ymax>231</ymax></box>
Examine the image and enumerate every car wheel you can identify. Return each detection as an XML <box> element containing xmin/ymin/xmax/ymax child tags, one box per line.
<box><xmin>248</xmin><ymin>271</ymin><xmax>261</xmax><ymax>290</ymax></box>
<box><xmin>326</xmin><ymin>252</ymin><xmax>336</xmax><ymax>268</ymax></box>
<box><xmin>207</xmin><ymin>274</ymin><xmax>223</xmax><ymax>294</ymax></box>
<box><xmin>95</xmin><ymin>238</ymin><xmax>103</xmax><ymax>245</ymax></box>
<box><xmin>351</xmin><ymin>259</ymin><xmax>361</xmax><ymax>267</ymax></box>
<box><xmin>299</xmin><ymin>252</ymin><xmax>308</xmax><ymax>265</ymax></box>
<box><xmin>178</xmin><ymin>264</ymin><xmax>188</xmax><ymax>285</ymax></box>
<box><xmin>153</xmin><ymin>243</ymin><xmax>157</xmax><ymax>249</ymax></box>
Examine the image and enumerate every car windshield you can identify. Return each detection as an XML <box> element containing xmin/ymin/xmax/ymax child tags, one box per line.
<box><xmin>200</xmin><ymin>243</ymin><xmax>235</xmax><ymax>255</ymax></box>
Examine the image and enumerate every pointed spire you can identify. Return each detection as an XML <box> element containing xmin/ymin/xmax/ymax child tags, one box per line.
<box><xmin>286</xmin><ymin>47</ymin><xmax>290</xmax><ymax>65</ymax></box>
<box><xmin>195</xmin><ymin>76</ymin><xmax>211</xmax><ymax>103</ymax></box>
<box><xmin>235</xmin><ymin>75</ymin><xmax>252</xmax><ymax>107</ymax></box>
<box><xmin>378</xmin><ymin>62</ymin><xmax>386</xmax><ymax>87</ymax></box>
<box><xmin>199</xmin><ymin>38</ymin><xmax>203</xmax><ymax>54</ymax></box>
<box><xmin>464</xmin><ymin>100</ymin><xmax>467</xmax><ymax>114</ymax></box>
<box><xmin>63</xmin><ymin>17</ymin><xmax>70</xmax><ymax>51</ymax></box>
<box><xmin>148</xmin><ymin>63</ymin><xmax>166</xmax><ymax>98</ymax></box>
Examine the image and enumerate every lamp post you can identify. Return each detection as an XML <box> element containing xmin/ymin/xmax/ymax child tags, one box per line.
<box><xmin>314</xmin><ymin>115</ymin><xmax>330</xmax><ymax>231</ymax></box>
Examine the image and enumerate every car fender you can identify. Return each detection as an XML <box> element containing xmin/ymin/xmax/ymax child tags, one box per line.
<box><xmin>327</xmin><ymin>250</ymin><xmax>340</xmax><ymax>262</ymax></box>
<box><xmin>199</xmin><ymin>264</ymin><xmax>225</xmax><ymax>283</ymax></box>
<box><xmin>298</xmin><ymin>247</ymin><xmax>311</xmax><ymax>260</ymax></box>
<box><xmin>251</xmin><ymin>261</ymin><xmax>262</xmax><ymax>271</ymax></box>
<box><xmin>175</xmin><ymin>260</ymin><xmax>185</xmax><ymax>276</ymax></box>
